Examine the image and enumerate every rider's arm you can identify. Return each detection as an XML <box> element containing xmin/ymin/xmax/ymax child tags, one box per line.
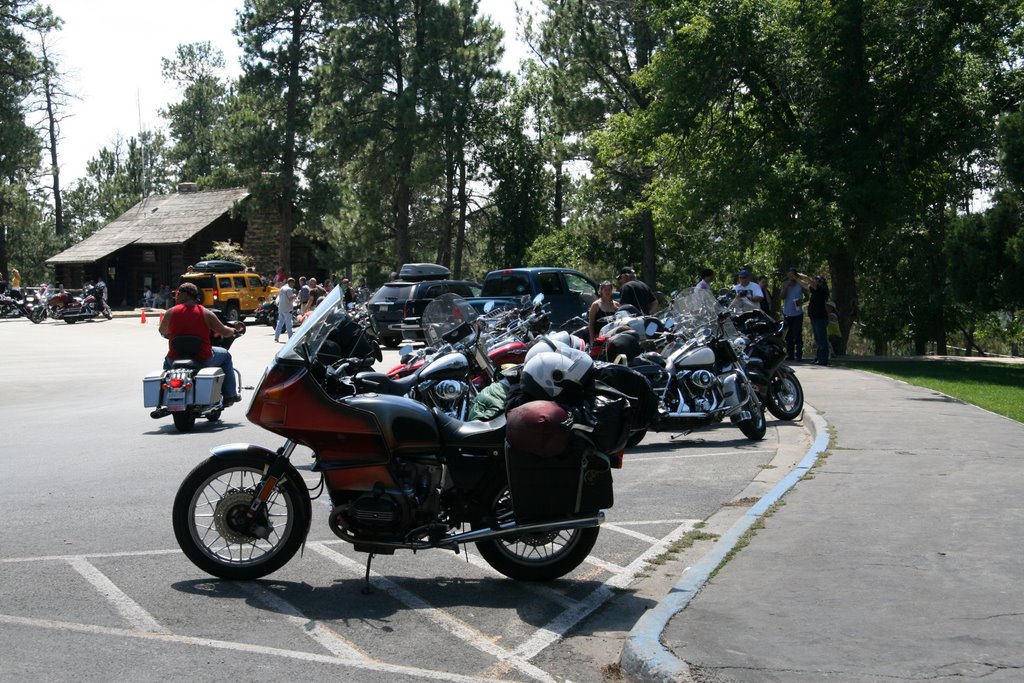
<box><xmin>158</xmin><ymin>308</ymin><xmax>172</xmax><ymax>338</ymax></box>
<box><xmin>204</xmin><ymin>308</ymin><xmax>240</xmax><ymax>338</ymax></box>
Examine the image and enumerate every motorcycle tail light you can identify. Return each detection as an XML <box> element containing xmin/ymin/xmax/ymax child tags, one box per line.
<box><xmin>169</xmin><ymin>378</ymin><xmax>184</xmax><ymax>388</ymax></box>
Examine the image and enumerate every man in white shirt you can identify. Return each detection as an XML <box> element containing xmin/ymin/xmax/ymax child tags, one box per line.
<box><xmin>732</xmin><ymin>268</ymin><xmax>764</xmax><ymax>304</ymax></box>
<box><xmin>275</xmin><ymin>278</ymin><xmax>297</xmax><ymax>343</ymax></box>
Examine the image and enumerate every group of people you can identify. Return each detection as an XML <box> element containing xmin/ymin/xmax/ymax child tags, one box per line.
<box><xmin>141</xmin><ymin>284</ymin><xmax>173</xmax><ymax>309</ymax></box>
<box><xmin>587</xmin><ymin>264</ymin><xmax>841</xmax><ymax>367</ymax></box>
<box><xmin>271</xmin><ymin>273</ymin><xmax>359</xmax><ymax>343</ymax></box>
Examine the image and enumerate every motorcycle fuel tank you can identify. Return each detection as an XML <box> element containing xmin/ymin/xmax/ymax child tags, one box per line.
<box><xmin>418</xmin><ymin>351</ymin><xmax>469</xmax><ymax>382</ymax></box>
<box><xmin>670</xmin><ymin>345</ymin><xmax>715</xmax><ymax>369</ymax></box>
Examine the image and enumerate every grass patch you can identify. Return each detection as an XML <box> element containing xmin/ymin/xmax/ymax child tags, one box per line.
<box><xmin>842</xmin><ymin>360</ymin><xmax>1024</xmax><ymax>424</ymax></box>
<box><xmin>709</xmin><ymin>500</ymin><xmax>785</xmax><ymax>579</ymax></box>
<box><xmin>635</xmin><ymin>524</ymin><xmax>719</xmax><ymax>578</ymax></box>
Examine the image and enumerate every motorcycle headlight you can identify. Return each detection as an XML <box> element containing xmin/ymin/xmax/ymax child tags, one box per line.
<box><xmin>732</xmin><ymin>336</ymin><xmax>748</xmax><ymax>353</ymax></box>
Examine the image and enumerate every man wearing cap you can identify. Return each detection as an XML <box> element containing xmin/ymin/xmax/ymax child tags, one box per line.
<box><xmin>159</xmin><ymin>282</ymin><xmax>244</xmax><ymax>405</ymax></box>
<box><xmin>617</xmin><ymin>267</ymin><xmax>657</xmax><ymax>314</ymax></box>
<box><xmin>732</xmin><ymin>268</ymin><xmax>764</xmax><ymax>304</ymax></box>
<box><xmin>781</xmin><ymin>267</ymin><xmax>810</xmax><ymax>360</ymax></box>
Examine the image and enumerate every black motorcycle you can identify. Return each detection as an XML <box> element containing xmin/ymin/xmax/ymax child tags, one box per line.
<box><xmin>732</xmin><ymin>309</ymin><xmax>804</xmax><ymax>420</ymax></box>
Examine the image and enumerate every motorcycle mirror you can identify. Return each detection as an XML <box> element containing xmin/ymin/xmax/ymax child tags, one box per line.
<box><xmin>645</xmin><ymin>321</ymin><xmax>659</xmax><ymax>337</ymax></box>
<box><xmin>484</xmin><ymin>300</ymin><xmax>495</xmax><ymax>313</ymax></box>
<box><xmin>532</xmin><ymin>293</ymin><xmax>545</xmax><ymax>305</ymax></box>
<box><xmin>398</xmin><ymin>344</ymin><xmax>413</xmax><ymax>358</ymax></box>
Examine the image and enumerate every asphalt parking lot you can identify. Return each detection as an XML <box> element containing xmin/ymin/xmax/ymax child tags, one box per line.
<box><xmin>0</xmin><ymin>316</ymin><xmax>805</xmax><ymax>681</ymax></box>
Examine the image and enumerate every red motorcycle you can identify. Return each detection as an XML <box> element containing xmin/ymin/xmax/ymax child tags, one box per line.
<box><xmin>33</xmin><ymin>284</ymin><xmax>112</xmax><ymax>323</ymax></box>
<box><xmin>172</xmin><ymin>285</ymin><xmax>632</xmax><ymax>583</ymax></box>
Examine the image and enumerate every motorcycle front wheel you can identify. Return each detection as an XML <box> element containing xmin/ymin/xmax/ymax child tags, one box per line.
<box><xmin>766</xmin><ymin>369</ymin><xmax>803</xmax><ymax>420</ymax></box>
<box><xmin>30</xmin><ymin>308</ymin><xmax>44</xmax><ymax>324</ymax></box>
<box><xmin>735</xmin><ymin>399</ymin><xmax>767</xmax><ymax>440</ymax></box>
<box><xmin>472</xmin><ymin>484</ymin><xmax>599</xmax><ymax>581</ymax></box>
<box><xmin>172</xmin><ymin>455</ymin><xmax>308</xmax><ymax>580</ymax></box>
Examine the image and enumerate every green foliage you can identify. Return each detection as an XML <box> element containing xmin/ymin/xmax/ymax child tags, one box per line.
<box><xmin>62</xmin><ymin>132</ymin><xmax>172</xmax><ymax>241</ymax></box>
<box><xmin>161</xmin><ymin>42</ymin><xmax>229</xmax><ymax>183</ymax></box>
<box><xmin>203</xmin><ymin>239</ymin><xmax>251</xmax><ymax>267</ymax></box>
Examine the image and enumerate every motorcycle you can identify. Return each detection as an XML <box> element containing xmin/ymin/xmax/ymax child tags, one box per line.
<box><xmin>624</xmin><ymin>288</ymin><xmax>768</xmax><ymax>445</ymax></box>
<box><xmin>143</xmin><ymin>312</ymin><xmax>246</xmax><ymax>433</ymax></box>
<box><xmin>731</xmin><ymin>307</ymin><xmax>804</xmax><ymax>420</ymax></box>
<box><xmin>172</xmin><ymin>284</ymin><xmax>635</xmax><ymax>584</ymax></box>
<box><xmin>253</xmin><ymin>297</ymin><xmax>297</xmax><ymax>327</ymax></box>
<box><xmin>32</xmin><ymin>284</ymin><xmax>112</xmax><ymax>323</ymax></box>
<box><xmin>0</xmin><ymin>287</ymin><xmax>37</xmax><ymax>321</ymax></box>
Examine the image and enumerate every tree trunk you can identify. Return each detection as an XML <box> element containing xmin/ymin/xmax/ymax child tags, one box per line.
<box><xmin>553</xmin><ymin>159</ymin><xmax>563</xmax><ymax>232</ymax></box>
<box><xmin>641</xmin><ymin>208</ymin><xmax>656</xmax><ymax>288</ymax></box>
<box><xmin>827</xmin><ymin>250</ymin><xmax>858</xmax><ymax>346</ymax></box>
<box><xmin>437</xmin><ymin>144</ymin><xmax>455</xmax><ymax>267</ymax></box>
<box><xmin>454</xmin><ymin>153</ymin><xmax>467</xmax><ymax>279</ymax></box>
<box><xmin>278</xmin><ymin>3</ymin><xmax>304</xmax><ymax>273</ymax></box>
<box><xmin>44</xmin><ymin>71</ymin><xmax>64</xmax><ymax>237</ymax></box>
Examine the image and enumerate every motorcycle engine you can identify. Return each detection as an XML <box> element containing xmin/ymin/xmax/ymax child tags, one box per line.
<box><xmin>676</xmin><ymin>369</ymin><xmax>721</xmax><ymax>414</ymax></box>
<box><xmin>428</xmin><ymin>379</ymin><xmax>469</xmax><ymax>418</ymax></box>
<box><xmin>329</xmin><ymin>462</ymin><xmax>442</xmax><ymax>541</ymax></box>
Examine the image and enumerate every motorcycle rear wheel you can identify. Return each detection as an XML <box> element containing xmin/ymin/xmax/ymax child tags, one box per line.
<box><xmin>172</xmin><ymin>455</ymin><xmax>308</xmax><ymax>580</ymax></box>
<box><xmin>172</xmin><ymin>412</ymin><xmax>196</xmax><ymax>432</ymax></box>
<box><xmin>64</xmin><ymin>317</ymin><xmax>76</xmax><ymax>324</ymax></box>
<box><xmin>736</xmin><ymin>400</ymin><xmax>767</xmax><ymax>440</ymax></box>
<box><xmin>626</xmin><ymin>429</ymin><xmax>647</xmax><ymax>448</ymax></box>
<box><xmin>472</xmin><ymin>484</ymin><xmax>599</xmax><ymax>581</ymax></box>
<box><xmin>766</xmin><ymin>370</ymin><xmax>803</xmax><ymax>420</ymax></box>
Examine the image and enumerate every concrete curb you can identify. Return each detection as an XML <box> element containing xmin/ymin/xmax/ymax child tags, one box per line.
<box><xmin>619</xmin><ymin>406</ymin><xmax>831</xmax><ymax>682</ymax></box>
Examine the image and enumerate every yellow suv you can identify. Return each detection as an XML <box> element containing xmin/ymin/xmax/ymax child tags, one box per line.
<box><xmin>179</xmin><ymin>260</ymin><xmax>278</xmax><ymax>322</ymax></box>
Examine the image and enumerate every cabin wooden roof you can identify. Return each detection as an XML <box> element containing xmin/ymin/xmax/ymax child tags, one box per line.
<box><xmin>47</xmin><ymin>187</ymin><xmax>250</xmax><ymax>264</ymax></box>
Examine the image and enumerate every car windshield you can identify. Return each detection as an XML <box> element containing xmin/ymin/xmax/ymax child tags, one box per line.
<box><xmin>277</xmin><ymin>285</ymin><xmax>347</xmax><ymax>363</ymax></box>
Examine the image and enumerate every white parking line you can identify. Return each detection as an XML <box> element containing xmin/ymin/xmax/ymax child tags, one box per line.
<box><xmin>0</xmin><ymin>614</ymin><xmax>508</xmax><ymax>683</ymax></box>
<box><xmin>512</xmin><ymin>520</ymin><xmax>698</xmax><ymax>661</ymax></box>
<box><xmin>629</xmin><ymin>449</ymin><xmax>773</xmax><ymax>462</ymax></box>
<box><xmin>603</xmin><ymin>524</ymin><xmax>662</xmax><ymax>545</ymax></box>
<box><xmin>66</xmin><ymin>557</ymin><xmax>169</xmax><ymax>635</ymax></box>
<box><xmin>235</xmin><ymin>582</ymin><xmax>369</xmax><ymax>661</ymax></box>
<box><xmin>309</xmin><ymin>542</ymin><xmax>557</xmax><ymax>683</ymax></box>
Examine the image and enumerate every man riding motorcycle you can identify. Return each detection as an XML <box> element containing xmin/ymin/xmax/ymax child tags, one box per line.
<box><xmin>158</xmin><ymin>282</ymin><xmax>244</xmax><ymax>405</ymax></box>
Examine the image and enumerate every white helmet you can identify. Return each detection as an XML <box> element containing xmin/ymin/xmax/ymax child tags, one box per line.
<box><xmin>521</xmin><ymin>350</ymin><xmax>595</xmax><ymax>400</ymax></box>
<box><xmin>546</xmin><ymin>330</ymin><xmax>587</xmax><ymax>352</ymax></box>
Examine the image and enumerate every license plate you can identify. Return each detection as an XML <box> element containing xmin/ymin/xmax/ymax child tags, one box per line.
<box><xmin>378</xmin><ymin>305</ymin><xmax>389</xmax><ymax>311</ymax></box>
<box><xmin>168</xmin><ymin>405</ymin><xmax>185</xmax><ymax>412</ymax></box>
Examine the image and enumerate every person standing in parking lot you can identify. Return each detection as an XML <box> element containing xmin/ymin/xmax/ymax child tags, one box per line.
<box><xmin>275</xmin><ymin>278</ymin><xmax>297</xmax><ymax>343</ymax></box>
<box><xmin>617</xmin><ymin>267</ymin><xmax>656</xmax><ymax>314</ymax></box>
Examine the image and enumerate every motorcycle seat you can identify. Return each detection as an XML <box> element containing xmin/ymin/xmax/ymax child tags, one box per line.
<box><xmin>354</xmin><ymin>370</ymin><xmax>419</xmax><ymax>396</ymax></box>
<box><xmin>433</xmin><ymin>411</ymin><xmax>507</xmax><ymax>451</ymax></box>
<box><xmin>170</xmin><ymin>359</ymin><xmax>203</xmax><ymax>370</ymax></box>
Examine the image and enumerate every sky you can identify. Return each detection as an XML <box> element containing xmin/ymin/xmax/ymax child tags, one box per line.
<box><xmin>40</xmin><ymin>0</ymin><xmax>534</xmax><ymax>187</ymax></box>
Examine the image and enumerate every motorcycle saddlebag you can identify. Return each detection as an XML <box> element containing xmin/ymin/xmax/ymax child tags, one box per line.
<box><xmin>193</xmin><ymin>367</ymin><xmax>225</xmax><ymax>405</ymax></box>
<box><xmin>594</xmin><ymin>363</ymin><xmax>658</xmax><ymax>431</ymax></box>
<box><xmin>505</xmin><ymin>441</ymin><xmax>613</xmax><ymax>523</ymax></box>
<box><xmin>143</xmin><ymin>373</ymin><xmax>164</xmax><ymax>407</ymax></box>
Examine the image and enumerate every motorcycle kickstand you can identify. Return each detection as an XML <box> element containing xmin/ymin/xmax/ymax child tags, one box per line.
<box><xmin>669</xmin><ymin>431</ymin><xmax>693</xmax><ymax>441</ymax></box>
<box><xmin>361</xmin><ymin>553</ymin><xmax>375</xmax><ymax>595</ymax></box>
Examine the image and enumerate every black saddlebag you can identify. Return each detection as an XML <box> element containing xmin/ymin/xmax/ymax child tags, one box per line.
<box><xmin>505</xmin><ymin>441</ymin><xmax>613</xmax><ymax>523</ymax></box>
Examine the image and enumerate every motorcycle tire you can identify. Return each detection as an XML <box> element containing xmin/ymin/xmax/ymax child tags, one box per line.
<box><xmin>172</xmin><ymin>412</ymin><xmax>197</xmax><ymax>433</ymax></box>
<box><xmin>30</xmin><ymin>308</ymin><xmax>44</xmax><ymax>324</ymax></box>
<box><xmin>64</xmin><ymin>317</ymin><xmax>76</xmax><ymax>324</ymax></box>
<box><xmin>172</xmin><ymin>455</ymin><xmax>309</xmax><ymax>580</ymax></box>
<box><xmin>626</xmin><ymin>429</ymin><xmax>647</xmax><ymax>448</ymax></box>
<box><xmin>472</xmin><ymin>483</ymin><xmax>600</xmax><ymax>581</ymax></box>
<box><xmin>766</xmin><ymin>370</ymin><xmax>804</xmax><ymax>421</ymax></box>
<box><xmin>206</xmin><ymin>410</ymin><xmax>222</xmax><ymax>422</ymax></box>
<box><xmin>736</xmin><ymin>400</ymin><xmax>767</xmax><ymax>441</ymax></box>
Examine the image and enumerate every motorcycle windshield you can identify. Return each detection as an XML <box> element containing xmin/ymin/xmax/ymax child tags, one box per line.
<box><xmin>669</xmin><ymin>287</ymin><xmax>739</xmax><ymax>340</ymax></box>
<box><xmin>276</xmin><ymin>285</ymin><xmax>347</xmax><ymax>363</ymax></box>
<box><xmin>422</xmin><ymin>293</ymin><xmax>480</xmax><ymax>347</ymax></box>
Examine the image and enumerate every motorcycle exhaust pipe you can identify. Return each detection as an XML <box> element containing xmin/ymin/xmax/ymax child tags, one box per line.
<box><xmin>330</xmin><ymin>511</ymin><xmax>605</xmax><ymax>551</ymax></box>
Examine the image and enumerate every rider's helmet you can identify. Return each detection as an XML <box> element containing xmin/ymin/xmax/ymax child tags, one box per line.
<box><xmin>546</xmin><ymin>330</ymin><xmax>587</xmax><ymax>352</ymax></box>
<box><xmin>521</xmin><ymin>350</ymin><xmax>595</xmax><ymax>401</ymax></box>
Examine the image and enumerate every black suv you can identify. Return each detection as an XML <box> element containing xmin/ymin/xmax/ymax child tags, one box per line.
<box><xmin>369</xmin><ymin>279</ymin><xmax>481</xmax><ymax>347</ymax></box>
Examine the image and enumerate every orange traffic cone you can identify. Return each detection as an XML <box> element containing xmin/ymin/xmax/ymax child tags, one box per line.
<box><xmin>141</xmin><ymin>309</ymin><xmax>147</xmax><ymax>324</ymax></box>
